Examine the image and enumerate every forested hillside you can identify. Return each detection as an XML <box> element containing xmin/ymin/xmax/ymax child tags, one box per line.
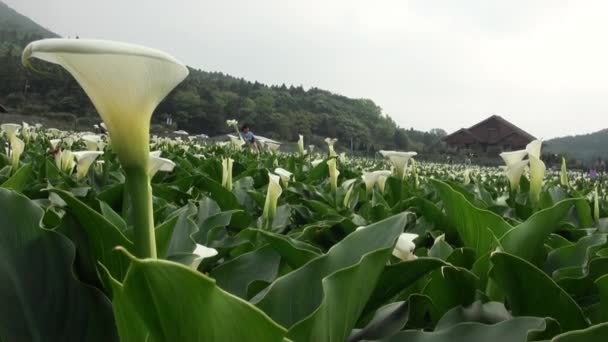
<box><xmin>545</xmin><ymin>129</ymin><xmax>608</xmax><ymax>163</ymax></box>
<box><xmin>0</xmin><ymin>1</ymin><xmax>448</xmax><ymax>151</ymax></box>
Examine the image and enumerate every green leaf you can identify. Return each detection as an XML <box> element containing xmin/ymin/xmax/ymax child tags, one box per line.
<box><xmin>422</xmin><ymin>266</ymin><xmax>480</xmax><ymax>320</ymax></box>
<box><xmin>596</xmin><ymin>274</ymin><xmax>608</xmax><ymax>323</ymax></box>
<box><xmin>49</xmin><ymin>187</ymin><xmax>133</xmax><ymax>280</ymax></box>
<box><xmin>0</xmin><ymin>188</ymin><xmax>118</xmax><ymax>341</ymax></box>
<box><xmin>257</xmin><ymin>229</ymin><xmax>322</xmax><ymax>269</ymax></box>
<box><xmin>432</xmin><ymin>179</ymin><xmax>512</xmax><ymax>257</ymax></box>
<box><xmin>1</xmin><ymin>163</ymin><xmax>32</xmax><ymax>192</ymax></box>
<box><xmin>378</xmin><ymin>317</ymin><xmax>549</xmax><ymax>342</ymax></box>
<box><xmin>111</xmin><ymin>256</ymin><xmax>286</xmax><ymax>341</ymax></box>
<box><xmin>500</xmin><ymin>199</ymin><xmax>579</xmax><ymax>263</ymax></box>
<box><xmin>548</xmin><ymin>323</ymin><xmax>608</xmax><ymax>342</ymax></box>
<box><xmin>366</xmin><ymin>257</ymin><xmax>446</xmax><ymax>314</ymax></box>
<box><xmin>489</xmin><ymin>251</ymin><xmax>588</xmax><ymax>331</ymax></box>
<box><xmin>253</xmin><ymin>213</ymin><xmax>408</xmax><ymax>341</ymax></box>
<box><xmin>211</xmin><ymin>244</ymin><xmax>280</xmax><ymax>299</ymax></box>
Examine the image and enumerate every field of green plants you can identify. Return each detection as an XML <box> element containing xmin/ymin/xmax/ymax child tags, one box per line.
<box><xmin>2</xmin><ymin>38</ymin><xmax>608</xmax><ymax>341</ymax></box>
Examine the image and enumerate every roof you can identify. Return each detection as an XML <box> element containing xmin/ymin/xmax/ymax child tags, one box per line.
<box><xmin>444</xmin><ymin>115</ymin><xmax>536</xmax><ymax>144</ymax></box>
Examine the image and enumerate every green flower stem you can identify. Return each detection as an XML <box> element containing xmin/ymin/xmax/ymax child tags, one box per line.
<box><xmin>124</xmin><ymin>166</ymin><xmax>157</xmax><ymax>258</ymax></box>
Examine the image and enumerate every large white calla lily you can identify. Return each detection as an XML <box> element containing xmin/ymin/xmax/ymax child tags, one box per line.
<box><xmin>222</xmin><ymin>157</ymin><xmax>234</xmax><ymax>191</ymax></box>
<box><xmin>262</xmin><ymin>172</ymin><xmax>283</xmax><ymax>229</ymax></box>
<box><xmin>362</xmin><ymin>170</ymin><xmax>392</xmax><ymax>195</ymax></box>
<box><xmin>392</xmin><ymin>233</ymin><xmax>418</xmax><ymax>261</ymax></box>
<box><xmin>327</xmin><ymin>157</ymin><xmax>340</xmax><ymax>192</ymax></box>
<box><xmin>505</xmin><ymin>160</ymin><xmax>529</xmax><ymax>191</ymax></box>
<box><xmin>23</xmin><ymin>38</ymin><xmax>189</xmax><ymax>258</ymax></box>
<box><xmin>73</xmin><ymin>151</ymin><xmax>103</xmax><ymax>180</ymax></box>
<box><xmin>190</xmin><ymin>243</ymin><xmax>218</xmax><ymax>270</ymax></box>
<box><xmin>499</xmin><ymin>149</ymin><xmax>528</xmax><ymax>167</ymax></box>
<box><xmin>22</xmin><ymin>39</ymin><xmax>189</xmax><ymax>168</ymax></box>
<box><xmin>274</xmin><ymin>167</ymin><xmax>293</xmax><ymax>187</ymax></box>
<box><xmin>55</xmin><ymin>149</ymin><xmax>75</xmax><ymax>174</ymax></box>
<box><xmin>526</xmin><ymin>139</ymin><xmax>542</xmax><ymax>159</ymax></box>
<box><xmin>560</xmin><ymin>157</ymin><xmax>569</xmax><ymax>187</ymax></box>
<box><xmin>379</xmin><ymin>150</ymin><xmax>417</xmax><ymax>180</ymax></box>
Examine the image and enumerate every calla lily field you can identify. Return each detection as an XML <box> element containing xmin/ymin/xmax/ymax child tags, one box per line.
<box><xmin>2</xmin><ymin>39</ymin><xmax>608</xmax><ymax>342</ymax></box>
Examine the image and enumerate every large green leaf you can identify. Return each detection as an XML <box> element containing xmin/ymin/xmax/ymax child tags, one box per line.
<box><xmin>0</xmin><ymin>188</ymin><xmax>118</xmax><ymax>341</ymax></box>
<box><xmin>432</xmin><ymin>179</ymin><xmax>512</xmax><ymax>257</ymax></box>
<box><xmin>547</xmin><ymin>323</ymin><xmax>608</xmax><ymax>342</ymax></box>
<box><xmin>111</xmin><ymin>255</ymin><xmax>287</xmax><ymax>341</ymax></box>
<box><xmin>211</xmin><ymin>244</ymin><xmax>280</xmax><ymax>299</ymax></box>
<box><xmin>500</xmin><ymin>199</ymin><xmax>578</xmax><ymax>263</ymax></box>
<box><xmin>49</xmin><ymin>188</ymin><xmax>133</xmax><ymax>280</ymax></box>
<box><xmin>376</xmin><ymin>317</ymin><xmax>549</xmax><ymax>342</ymax></box>
<box><xmin>253</xmin><ymin>213</ymin><xmax>408</xmax><ymax>341</ymax></box>
<box><xmin>489</xmin><ymin>252</ymin><xmax>588</xmax><ymax>331</ymax></box>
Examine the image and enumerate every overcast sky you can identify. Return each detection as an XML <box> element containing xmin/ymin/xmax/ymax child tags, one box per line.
<box><xmin>6</xmin><ymin>0</ymin><xmax>608</xmax><ymax>138</ymax></box>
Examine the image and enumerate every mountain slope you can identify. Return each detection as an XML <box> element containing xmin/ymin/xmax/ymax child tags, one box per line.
<box><xmin>545</xmin><ymin>129</ymin><xmax>608</xmax><ymax>162</ymax></box>
<box><xmin>0</xmin><ymin>1</ymin><xmax>57</xmax><ymax>38</ymax></box>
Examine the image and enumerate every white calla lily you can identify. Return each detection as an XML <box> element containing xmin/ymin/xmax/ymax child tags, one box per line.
<box><xmin>594</xmin><ymin>187</ymin><xmax>600</xmax><ymax>222</ymax></box>
<box><xmin>49</xmin><ymin>139</ymin><xmax>62</xmax><ymax>150</ymax></box>
<box><xmin>362</xmin><ymin>170</ymin><xmax>392</xmax><ymax>195</ymax></box>
<box><xmin>327</xmin><ymin>158</ymin><xmax>340</xmax><ymax>192</ymax></box>
<box><xmin>81</xmin><ymin>134</ymin><xmax>102</xmax><ymax>151</ymax></box>
<box><xmin>8</xmin><ymin>136</ymin><xmax>25</xmax><ymax>171</ymax></box>
<box><xmin>393</xmin><ymin>233</ymin><xmax>418</xmax><ymax>261</ymax></box>
<box><xmin>325</xmin><ymin>137</ymin><xmax>338</xmax><ymax>157</ymax></box>
<box><xmin>504</xmin><ymin>160</ymin><xmax>529</xmax><ymax>191</ymax></box>
<box><xmin>55</xmin><ymin>149</ymin><xmax>75</xmax><ymax>174</ymax></box>
<box><xmin>149</xmin><ymin>153</ymin><xmax>175</xmax><ymax>177</ymax></box>
<box><xmin>499</xmin><ymin>149</ymin><xmax>528</xmax><ymax>167</ymax></box>
<box><xmin>379</xmin><ymin>150</ymin><xmax>417</xmax><ymax>180</ymax></box>
<box><xmin>377</xmin><ymin>173</ymin><xmax>390</xmax><ymax>193</ymax></box>
<box><xmin>23</xmin><ymin>39</ymin><xmax>189</xmax><ymax>258</ymax></box>
<box><xmin>262</xmin><ymin>172</ymin><xmax>283</xmax><ymax>229</ymax></box>
<box><xmin>22</xmin><ymin>39</ymin><xmax>189</xmax><ymax>169</ymax></box>
<box><xmin>311</xmin><ymin>158</ymin><xmax>324</xmax><ymax>167</ymax></box>
<box><xmin>72</xmin><ymin>151</ymin><xmax>103</xmax><ymax>180</ymax></box>
<box><xmin>297</xmin><ymin>134</ymin><xmax>305</xmax><ymax>157</ymax></box>
<box><xmin>274</xmin><ymin>167</ymin><xmax>293</xmax><ymax>187</ymax></box>
<box><xmin>529</xmin><ymin>154</ymin><xmax>546</xmax><ymax>204</ymax></box>
<box><xmin>222</xmin><ymin>157</ymin><xmax>234</xmax><ymax>191</ymax></box>
<box><xmin>526</xmin><ymin>139</ymin><xmax>543</xmax><ymax>159</ymax></box>
<box><xmin>308</xmin><ymin>145</ymin><xmax>315</xmax><ymax>155</ymax></box>
<box><xmin>560</xmin><ymin>157</ymin><xmax>569</xmax><ymax>187</ymax></box>
<box><xmin>1</xmin><ymin>123</ymin><xmax>21</xmax><ymax>141</ymax></box>
<box><xmin>190</xmin><ymin>243</ymin><xmax>218</xmax><ymax>270</ymax></box>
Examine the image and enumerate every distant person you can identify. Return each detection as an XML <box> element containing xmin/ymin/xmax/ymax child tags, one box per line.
<box><xmin>240</xmin><ymin>124</ymin><xmax>258</xmax><ymax>151</ymax></box>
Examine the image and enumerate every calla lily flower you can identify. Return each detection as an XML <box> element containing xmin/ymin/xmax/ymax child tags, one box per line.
<box><xmin>149</xmin><ymin>152</ymin><xmax>175</xmax><ymax>177</ymax></box>
<box><xmin>81</xmin><ymin>134</ymin><xmax>102</xmax><ymax>151</ymax></box>
<box><xmin>55</xmin><ymin>149</ymin><xmax>75</xmax><ymax>174</ymax></box>
<box><xmin>21</xmin><ymin>122</ymin><xmax>32</xmax><ymax>143</ymax></box>
<box><xmin>342</xmin><ymin>178</ymin><xmax>358</xmax><ymax>209</ymax></box>
<box><xmin>262</xmin><ymin>172</ymin><xmax>283</xmax><ymax>229</ymax></box>
<box><xmin>377</xmin><ymin>173</ymin><xmax>390</xmax><ymax>193</ymax></box>
<box><xmin>308</xmin><ymin>145</ymin><xmax>315</xmax><ymax>154</ymax></box>
<box><xmin>327</xmin><ymin>157</ymin><xmax>340</xmax><ymax>192</ymax></box>
<box><xmin>72</xmin><ymin>151</ymin><xmax>103</xmax><ymax>180</ymax></box>
<box><xmin>49</xmin><ymin>139</ymin><xmax>62</xmax><ymax>150</ymax></box>
<box><xmin>325</xmin><ymin>138</ymin><xmax>338</xmax><ymax>157</ymax></box>
<box><xmin>297</xmin><ymin>134</ymin><xmax>305</xmax><ymax>157</ymax></box>
<box><xmin>362</xmin><ymin>170</ymin><xmax>392</xmax><ymax>195</ymax></box>
<box><xmin>499</xmin><ymin>149</ymin><xmax>528</xmax><ymax>167</ymax></box>
<box><xmin>311</xmin><ymin>158</ymin><xmax>324</xmax><ymax>167</ymax></box>
<box><xmin>1</xmin><ymin>123</ymin><xmax>21</xmax><ymax>141</ymax></box>
<box><xmin>22</xmin><ymin>38</ymin><xmax>189</xmax><ymax>169</ymax></box>
<box><xmin>379</xmin><ymin>150</ymin><xmax>417</xmax><ymax>180</ymax></box>
<box><xmin>526</xmin><ymin>140</ymin><xmax>545</xmax><ymax>204</ymax></box>
<box><xmin>392</xmin><ymin>233</ymin><xmax>418</xmax><ymax>261</ymax></box>
<box><xmin>560</xmin><ymin>157</ymin><xmax>569</xmax><ymax>187</ymax></box>
<box><xmin>227</xmin><ymin>134</ymin><xmax>245</xmax><ymax>151</ymax></box>
<box><xmin>222</xmin><ymin>157</ymin><xmax>233</xmax><ymax>191</ymax></box>
<box><xmin>505</xmin><ymin>160</ymin><xmax>529</xmax><ymax>191</ymax></box>
<box><xmin>274</xmin><ymin>167</ymin><xmax>293</xmax><ymax>187</ymax></box>
<box><xmin>190</xmin><ymin>243</ymin><xmax>218</xmax><ymax>270</ymax></box>
<box><xmin>7</xmin><ymin>136</ymin><xmax>25</xmax><ymax>171</ymax></box>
